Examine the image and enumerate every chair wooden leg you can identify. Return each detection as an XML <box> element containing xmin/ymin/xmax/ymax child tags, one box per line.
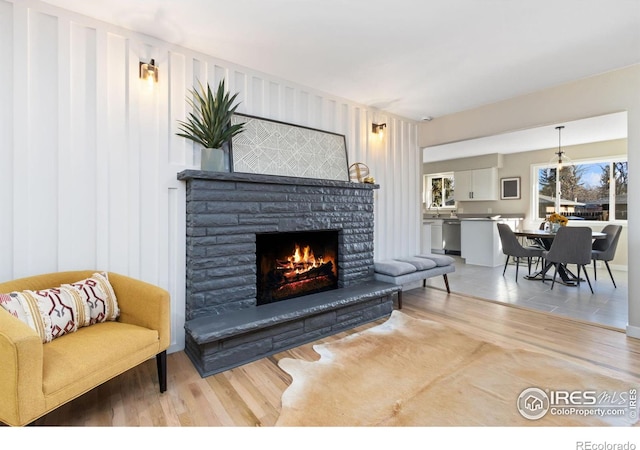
<box><xmin>397</xmin><ymin>290</ymin><xmax>403</xmax><ymax>309</ymax></box>
<box><xmin>443</xmin><ymin>274</ymin><xmax>450</xmax><ymax>293</ymax></box>
<box><xmin>604</xmin><ymin>261</ymin><xmax>617</xmax><ymax>288</ymax></box>
<box><xmin>156</xmin><ymin>351</ymin><xmax>167</xmax><ymax>393</ymax></box>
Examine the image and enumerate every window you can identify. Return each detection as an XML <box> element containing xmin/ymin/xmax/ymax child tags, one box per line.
<box><xmin>424</xmin><ymin>172</ymin><xmax>455</xmax><ymax>209</ymax></box>
<box><xmin>534</xmin><ymin>158</ymin><xmax>627</xmax><ymax>221</ymax></box>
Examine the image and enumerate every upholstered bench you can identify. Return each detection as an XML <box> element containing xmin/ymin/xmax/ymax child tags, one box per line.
<box><xmin>373</xmin><ymin>254</ymin><xmax>456</xmax><ymax>308</ymax></box>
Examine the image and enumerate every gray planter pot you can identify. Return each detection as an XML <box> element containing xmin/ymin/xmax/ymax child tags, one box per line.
<box><xmin>201</xmin><ymin>147</ymin><xmax>229</xmax><ymax>172</ymax></box>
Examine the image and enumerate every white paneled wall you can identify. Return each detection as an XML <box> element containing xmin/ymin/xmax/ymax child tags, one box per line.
<box><xmin>1</xmin><ymin>0</ymin><xmax>421</xmax><ymax>352</ymax></box>
<box><xmin>0</xmin><ymin>1</ymin><xmax>13</xmax><ymax>277</ymax></box>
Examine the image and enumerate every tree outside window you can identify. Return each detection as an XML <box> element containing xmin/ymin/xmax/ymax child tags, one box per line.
<box><xmin>425</xmin><ymin>173</ymin><xmax>455</xmax><ymax>209</ymax></box>
<box><xmin>536</xmin><ymin>159</ymin><xmax>627</xmax><ymax>221</ymax></box>
<box><xmin>613</xmin><ymin>161</ymin><xmax>628</xmax><ymax>220</ymax></box>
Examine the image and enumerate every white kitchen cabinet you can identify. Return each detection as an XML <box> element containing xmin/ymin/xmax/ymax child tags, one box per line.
<box><xmin>460</xmin><ymin>218</ymin><xmax>521</xmax><ymax>267</ymax></box>
<box><xmin>422</xmin><ymin>222</ymin><xmax>432</xmax><ymax>254</ymax></box>
<box><xmin>430</xmin><ymin>220</ymin><xmax>444</xmax><ymax>254</ymax></box>
<box><xmin>454</xmin><ymin>168</ymin><xmax>498</xmax><ymax>201</ymax></box>
<box><xmin>461</xmin><ymin>219</ymin><xmax>503</xmax><ymax>267</ymax></box>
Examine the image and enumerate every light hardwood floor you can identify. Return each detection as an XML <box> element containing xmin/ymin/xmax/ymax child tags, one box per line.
<box><xmin>29</xmin><ymin>286</ymin><xmax>640</xmax><ymax>426</ymax></box>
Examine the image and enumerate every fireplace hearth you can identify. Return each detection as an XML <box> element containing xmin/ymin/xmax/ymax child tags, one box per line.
<box><xmin>178</xmin><ymin>170</ymin><xmax>398</xmax><ymax>377</ymax></box>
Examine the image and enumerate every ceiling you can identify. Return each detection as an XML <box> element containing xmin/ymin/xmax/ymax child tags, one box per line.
<box><xmin>40</xmin><ymin>0</ymin><xmax>640</xmax><ymax>122</ymax></box>
<box><xmin>423</xmin><ymin>111</ymin><xmax>628</xmax><ymax>162</ymax></box>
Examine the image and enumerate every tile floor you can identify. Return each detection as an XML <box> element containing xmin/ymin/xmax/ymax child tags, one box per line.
<box><xmin>424</xmin><ymin>255</ymin><xmax>628</xmax><ymax>330</ymax></box>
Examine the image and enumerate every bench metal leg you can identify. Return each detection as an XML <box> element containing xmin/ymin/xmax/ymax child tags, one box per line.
<box><xmin>443</xmin><ymin>274</ymin><xmax>451</xmax><ymax>293</ymax></box>
<box><xmin>423</xmin><ymin>274</ymin><xmax>451</xmax><ymax>293</ymax></box>
<box><xmin>156</xmin><ymin>350</ymin><xmax>167</xmax><ymax>393</ymax></box>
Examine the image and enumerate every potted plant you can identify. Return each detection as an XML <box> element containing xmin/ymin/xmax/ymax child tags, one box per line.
<box><xmin>176</xmin><ymin>79</ymin><xmax>244</xmax><ymax>171</ymax></box>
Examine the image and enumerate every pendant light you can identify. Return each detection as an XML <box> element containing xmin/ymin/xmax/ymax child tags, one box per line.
<box><xmin>552</xmin><ymin>125</ymin><xmax>571</xmax><ymax>213</ymax></box>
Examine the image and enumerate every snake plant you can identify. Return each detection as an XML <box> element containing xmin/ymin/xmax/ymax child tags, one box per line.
<box><xmin>176</xmin><ymin>79</ymin><xmax>244</xmax><ymax>149</ymax></box>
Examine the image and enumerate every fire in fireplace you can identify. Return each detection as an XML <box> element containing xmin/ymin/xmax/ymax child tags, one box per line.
<box><xmin>256</xmin><ymin>230</ymin><xmax>339</xmax><ymax>305</ymax></box>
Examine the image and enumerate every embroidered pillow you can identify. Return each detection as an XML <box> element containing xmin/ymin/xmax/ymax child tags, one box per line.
<box><xmin>0</xmin><ymin>286</ymin><xmax>89</xmax><ymax>343</ymax></box>
<box><xmin>0</xmin><ymin>271</ymin><xmax>120</xmax><ymax>343</ymax></box>
<box><xmin>65</xmin><ymin>272</ymin><xmax>120</xmax><ymax>325</ymax></box>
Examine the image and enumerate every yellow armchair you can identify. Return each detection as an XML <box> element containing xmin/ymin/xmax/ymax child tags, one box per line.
<box><xmin>0</xmin><ymin>271</ymin><xmax>170</xmax><ymax>426</ymax></box>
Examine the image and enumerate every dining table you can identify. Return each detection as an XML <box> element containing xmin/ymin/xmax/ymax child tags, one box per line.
<box><xmin>514</xmin><ymin>229</ymin><xmax>606</xmax><ymax>286</ymax></box>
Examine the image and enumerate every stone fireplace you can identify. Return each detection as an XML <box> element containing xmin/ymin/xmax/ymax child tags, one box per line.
<box><xmin>177</xmin><ymin>170</ymin><xmax>398</xmax><ymax>377</ymax></box>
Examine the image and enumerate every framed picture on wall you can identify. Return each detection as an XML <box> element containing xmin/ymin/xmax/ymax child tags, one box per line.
<box><xmin>229</xmin><ymin>113</ymin><xmax>349</xmax><ymax>181</ymax></box>
<box><xmin>501</xmin><ymin>177</ymin><xmax>521</xmax><ymax>200</ymax></box>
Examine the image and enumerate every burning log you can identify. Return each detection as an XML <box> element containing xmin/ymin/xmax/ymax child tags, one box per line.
<box><xmin>281</xmin><ymin>261</ymin><xmax>334</xmax><ymax>282</ymax></box>
<box><xmin>258</xmin><ymin>241</ymin><xmax>338</xmax><ymax>304</ymax></box>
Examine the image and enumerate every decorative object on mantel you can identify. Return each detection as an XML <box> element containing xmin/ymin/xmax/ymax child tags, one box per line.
<box><xmin>229</xmin><ymin>113</ymin><xmax>349</xmax><ymax>181</ymax></box>
<box><xmin>176</xmin><ymin>79</ymin><xmax>245</xmax><ymax>172</ymax></box>
<box><xmin>349</xmin><ymin>162</ymin><xmax>370</xmax><ymax>183</ymax></box>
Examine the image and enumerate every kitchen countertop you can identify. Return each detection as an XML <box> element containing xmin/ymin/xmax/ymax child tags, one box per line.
<box><xmin>424</xmin><ymin>213</ymin><xmax>525</xmax><ymax>221</ymax></box>
<box><xmin>460</xmin><ymin>217</ymin><xmax>511</xmax><ymax>221</ymax></box>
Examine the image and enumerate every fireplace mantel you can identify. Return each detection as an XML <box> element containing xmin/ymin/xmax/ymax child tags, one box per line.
<box><xmin>178</xmin><ymin>169</ymin><xmax>396</xmax><ymax>377</ymax></box>
<box><xmin>177</xmin><ymin>169</ymin><xmax>379</xmax><ymax>190</ymax></box>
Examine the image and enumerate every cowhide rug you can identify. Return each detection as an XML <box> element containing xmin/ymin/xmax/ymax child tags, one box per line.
<box><xmin>276</xmin><ymin>311</ymin><xmax>638</xmax><ymax>426</ymax></box>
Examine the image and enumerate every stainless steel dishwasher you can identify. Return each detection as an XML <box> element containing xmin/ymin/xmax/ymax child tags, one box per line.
<box><xmin>442</xmin><ymin>219</ymin><xmax>461</xmax><ymax>255</ymax></box>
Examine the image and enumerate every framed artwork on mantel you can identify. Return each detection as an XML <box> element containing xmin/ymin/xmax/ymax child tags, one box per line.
<box><xmin>229</xmin><ymin>113</ymin><xmax>350</xmax><ymax>181</ymax></box>
<box><xmin>501</xmin><ymin>177</ymin><xmax>521</xmax><ymax>200</ymax></box>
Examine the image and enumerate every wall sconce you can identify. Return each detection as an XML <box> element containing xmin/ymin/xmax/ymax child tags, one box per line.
<box><xmin>139</xmin><ymin>59</ymin><xmax>158</xmax><ymax>88</ymax></box>
<box><xmin>372</xmin><ymin>123</ymin><xmax>386</xmax><ymax>140</ymax></box>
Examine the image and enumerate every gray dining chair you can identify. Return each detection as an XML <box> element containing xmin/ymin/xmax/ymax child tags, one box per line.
<box><xmin>592</xmin><ymin>224</ymin><xmax>622</xmax><ymax>288</ymax></box>
<box><xmin>497</xmin><ymin>223</ymin><xmax>544</xmax><ymax>282</ymax></box>
<box><xmin>525</xmin><ymin>221</ymin><xmax>548</xmax><ymax>269</ymax></box>
<box><xmin>542</xmin><ymin>226</ymin><xmax>594</xmax><ymax>293</ymax></box>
